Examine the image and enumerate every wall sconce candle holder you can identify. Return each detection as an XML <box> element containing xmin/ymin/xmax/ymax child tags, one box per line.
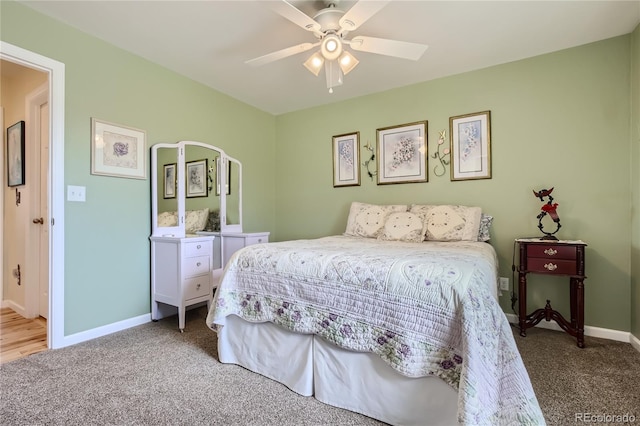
<box><xmin>431</xmin><ymin>130</ymin><xmax>450</xmax><ymax>177</ymax></box>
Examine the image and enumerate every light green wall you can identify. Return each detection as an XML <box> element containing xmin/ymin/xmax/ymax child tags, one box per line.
<box><xmin>631</xmin><ymin>23</ymin><xmax>640</xmax><ymax>339</ymax></box>
<box><xmin>275</xmin><ymin>36</ymin><xmax>633</xmax><ymax>332</ymax></box>
<box><xmin>2</xmin><ymin>1</ymin><xmax>637</xmax><ymax>335</ymax></box>
<box><xmin>1</xmin><ymin>1</ymin><xmax>277</xmax><ymax>335</ymax></box>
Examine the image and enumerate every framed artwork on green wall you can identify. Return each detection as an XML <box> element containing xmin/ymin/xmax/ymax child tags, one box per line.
<box><xmin>376</xmin><ymin>121</ymin><xmax>428</xmax><ymax>185</ymax></box>
<box><xmin>91</xmin><ymin>118</ymin><xmax>147</xmax><ymax>179</ymax></box>
<box><xmin>332</xmin><ymin>131</ymin><xmax>360</xmax><ymax>187</ymax></box>
<box><xmin>449</xmin><ymin>111</ymin><xmax>491</xmax><ymax>181</ymax></box>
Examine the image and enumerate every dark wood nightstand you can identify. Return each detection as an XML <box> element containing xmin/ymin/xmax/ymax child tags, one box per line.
<box><xmin>516</xmin><ymin>238</ymin><xmax>587</xmax><ymax>348</ymax></box>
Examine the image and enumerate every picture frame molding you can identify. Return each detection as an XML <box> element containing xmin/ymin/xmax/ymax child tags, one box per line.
<box><xmin>163</xmin><ymin>163</ymin><xmax>177</xmax><ymax>199</ymax></box>
<box><xmin>91</xmin><ymin>118</ymin><xmax>147</xmax><ymax>179</ymax></box>
<box><xmin>332</xmin><ymin>131</ymin><xmax>361</xmax><ymax>187</ymax></box>
<box><xmin>6</xmin><ymin>120</ymin><xmax>26</xmax><ymax>187</ymax></box>
<box><xmin>449</xmin><ymin>111</ymin><xmax>492</xmax><ymax>181</ymax></box>
<box><xmin>186</xmin><ymin>158</ymin><xmax>208</xmax><ymax>198</ymax></box>
<box><xmin>376</xmin><ymin>120</ymin><xmax>428</xmax><ymax>185</ymax></box>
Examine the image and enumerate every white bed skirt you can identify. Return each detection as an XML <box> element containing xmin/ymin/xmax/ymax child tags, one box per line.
<box><xmin>217</xmin><ymin>315</ymin><xmax>458</xmax><ymax>426</ymax></box>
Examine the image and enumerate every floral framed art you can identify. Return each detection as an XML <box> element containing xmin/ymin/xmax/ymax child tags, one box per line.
<box><xmin>376</xmin><ymin>121</ymin><xmax>428</xmax><ymax>185</ymax></box>
<box><xmin>91</xmin><ymin>118</ymin><xmax>146</xmax><ymax>179</ymax></box>
<box><xmin>332</xmin><ymin>131</ymin><xmax>360</xmax><ymax>187</ymax></box>
<box><xmin>449</xmin><ymin>111</ymin><xmax>491</xmax><ymax>181</ymax></box>
<box><xmin>7</xmin><ymin>121</ymin><xmax>25</xmax><ymax>187</ymax></box>
<box><xmin>186</xmin><ymin>159</ymin><xmax>208</xmax><ymax>198</ymax></box>
<box><xmin>163</xmin><ymin>163</ymin><xmax>176</xmax><ymax>199</ymax></box>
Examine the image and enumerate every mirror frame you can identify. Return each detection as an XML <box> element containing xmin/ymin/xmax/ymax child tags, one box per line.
<box><xmin>150</xmin><ymin>140</ymin><xmax>242</xmax><ymax>237</ymax></box>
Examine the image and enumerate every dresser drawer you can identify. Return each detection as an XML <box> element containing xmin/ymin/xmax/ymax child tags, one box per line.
<box><xmin>185</xmin><ymin>240</ymin><xmax>212</xmax><ymax>258</ymax></box>
<box><xmin>184</xmin><ymin>276</ymin><xmax>210</xmax><ymax>301</ymax></box>
<box><xmin>528</xmin><ymin>258</ymin><xmax>578</xmax><ymax>275</ymax></box>
<box><xmin>527</xmin><ymin>244</ymin><xmax>576</xmax><ymax>260</ymax></box>
<box><xmin>245</xmin><ymin>235</ymin><xmax>269</xmax><ymax>245</ymax></box>
<box><xmin>183</xmin><ymin>255</ymin><xmax>210</xmax><ymax>277</ymax></box>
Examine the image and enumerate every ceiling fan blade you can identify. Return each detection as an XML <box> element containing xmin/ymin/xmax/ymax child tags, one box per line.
<box><xmin>348</xmin><ymin>36</ymin><xmax>428</xmax><ymax>60</ymax></box>
<box><xmin>245</xmin><ymin>42</ymin><xmax>318</xmax><ymax>67</ymax></box>
<box><xmin>339</xmin><ymin>0</ymin><xmax>391</xmax><ymax>32</ymax></box>
<box><xmin>271</xmin><ymin>1</ymin><xmax>322</xmax><ymax>36</ymax></box>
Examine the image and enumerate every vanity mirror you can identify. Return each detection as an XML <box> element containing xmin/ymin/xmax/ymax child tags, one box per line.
<box><xmin>150</xmin><ymin>140</ymin><xmax>246</xmax><ymax>331</ymax></box>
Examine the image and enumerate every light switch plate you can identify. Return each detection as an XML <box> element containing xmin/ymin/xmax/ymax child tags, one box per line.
<box><xmin>67</xmin><ymin>185</ymin><xmax>86</xmax><ymax>202</ymax></box>
<box><xmin>499</xmin><ymin>277</ymin><xmax>509</xmax><ymax>291</ymax></box>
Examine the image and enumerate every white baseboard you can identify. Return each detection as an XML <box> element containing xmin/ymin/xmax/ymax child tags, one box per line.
<box><xmin>1</xmin><ymin>300</ymin><xmax>27</xmax><ymax>317</ymax></box>
<box><xmin>505</xmin><ymin>313</ymin><xmax>636</xmax><ymax>349</ymax></box>
<box><xmin>60</xmin><ymin>313</ymin><xmax>152</xmax><ymax>348</ymax></box>
<box><xmin>631</xmin><ymin>333</ymin><xmax>640</xmax><ymax>353</ymax></box>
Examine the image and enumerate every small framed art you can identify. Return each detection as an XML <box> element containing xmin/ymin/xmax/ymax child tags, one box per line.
<box><xmin>449</xmin><ymin>111</ymin><xmax>491</xmax><ymax>181</ymax></box>
<box><xmin>332</xmin><ymin>131</ymin><xmax>360</xmax><ymax>187</ymax></box>
<box><xmin>7</xmin><ymin>121</ymin><xmax>25</xmax><ymax>187</ymax></box>
<box><xmin>91</xmin><ymin>118</ymin><xmax>147</xmax><ymax>179</ymax></box>
<box><xmin>376</xmin><ymin>121</ymin><xmax>428</xmax><ymax>185</ymax></box>
<box><xmin>186</xmin><ymin>159</ymin><xmax>208</xmax><ymax>198</ymax></box>
<box><xmin>163</xmin><ymin>163</ymin><xmax>176</xmax><ymax>199</ymax></box>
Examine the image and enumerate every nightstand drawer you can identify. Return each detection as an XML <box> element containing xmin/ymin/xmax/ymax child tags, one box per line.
<box><xmin>184</xmin><ymin>255</ymin><xmax>210</xmax><ymax>277</ymax></box>
<box><xmin>184</xmin><ymin>276</ymin><xmax>210</xmax><ymax>301</ymax></box>
<box><xmin>527</xmin><ymin>244</ymin><xmax>576</xmax><ymax>260</ymax></box>
<box><xmin>528</xmin><ymin>258</ymin><xmax>578</xmax><ymax>275</ymax></box>
<box><xmin>185</xmin><ymin>241</ymin><xmax>212</xmax><ymax>257</ymax></box>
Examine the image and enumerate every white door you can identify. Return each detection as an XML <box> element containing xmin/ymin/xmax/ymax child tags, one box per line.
<box><xmin>38</xmin><ymin>101</ymin><xmax>49</xmax><ymax>319</ymax></box>
<box><xmin>25</xmin><ymin>82</ymin><xmax>49</xmax><ymax>320</ymax></box>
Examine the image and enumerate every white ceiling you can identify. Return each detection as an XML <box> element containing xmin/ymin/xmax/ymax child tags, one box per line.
<box><xmin>19</xmin><ymin>0</ymin><xmax>640</xmax><ymax>115</ymax></box>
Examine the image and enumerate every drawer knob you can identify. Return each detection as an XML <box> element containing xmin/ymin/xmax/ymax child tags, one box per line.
<box><xmin>196</xmin><ymin>262</ymin><xmax>202</xmax><ymax>267</ymax></box>
<box><xmin>196</xmin><ymin>283</ymin><xmax>201</xmax><ymax>290</ymax></box>
<box><xmin>544</xmin><ymin>263</ymin><xmax>558</xmax><ymax>271</ymax></box>
<box><xmin>258</xmin><ymin>239</ymin><xmax>262</xmax><ymax>243</ymax></box>
<box><xmin>544</xmin><ymin>248</ymin><xmax>558</xmax><ymax>256</ymax></box>
<box><xmin>197</xmin><ymin>244</ymin><xmax>202</xmax><ymax>249</ymax></box>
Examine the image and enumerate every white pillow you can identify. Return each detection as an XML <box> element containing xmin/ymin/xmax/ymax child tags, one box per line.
<box><xmin>377</xmin><ymin>211</ymin><xmax>427</xmax><ymax>243</ymax></box>
<box><xmin>344</xmin><ymin>202</ymin><xmax>407</xmax><ymax>238</ymax></box>
<box><xmin>409</xmin><ymin>204</ymin><xmax>482</xmax><ymax>242</ymax></box>
<box><xmin>185</xmin><ymin>208</ymin><xmax>209</xmax><ymax>234</ymax></box>
<box><xmin>157</xmin><ymin>211</ymin><xmax>178</xmax><ymax>227</ymax></box>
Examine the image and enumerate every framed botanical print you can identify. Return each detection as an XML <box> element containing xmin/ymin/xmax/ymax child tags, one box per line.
<box><xmin>450</xmin><ymin>111</ymin><xmax>491</xmax><ymax>181</ymax></box>
<box><xmin>377</xmin><ymin>121</ymin><xmax>428</xmax><ymax>185</ymax></box>
<box><xmin>332</xmin><ymin>132</ymin><xmax>360</xmax><ymax>187</ymax></box>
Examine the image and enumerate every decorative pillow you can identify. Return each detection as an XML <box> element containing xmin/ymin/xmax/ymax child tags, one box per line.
<box><xmin>157</xmin><ymin>211</ymin><xmax>178</xmax><ymax>227</ymax></box>
<box><xmin>206</xmin><ymin>209</ymin><xmax>220</xmax><ymax>232</ymax></box>
<box><xmin>344</xmin><ymin>202</ymin><xmax>408</xmax><ymax>238</ymax></box>
<box><xmin>185</xmin><ymin>208</ymin><xmax>209</xmax><ymax>234</ymax></box>
<box><xmin>477</xmin><ymin>214</ymin><xmax>493</xmax><ymax>242</ymax></box>
<box><xmin>410</xmin><ymin>204</ymin><xmax>482</xmax><ymax>242</ymax></box>
<box><xmin>377</xmin><ymin>211</ymin><xmax>428</xmax><ymax>243</ymax></box>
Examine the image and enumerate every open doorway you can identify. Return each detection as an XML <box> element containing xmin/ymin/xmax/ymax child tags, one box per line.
<box><xmin>1</xmin><ymin>42</ymin><xmax>65</xmax><ymax>350</ymax></box>
<box><xmin>1</xmin><ymin>61</ymin><xmax>48</xmax><ymax>361</ymax></box>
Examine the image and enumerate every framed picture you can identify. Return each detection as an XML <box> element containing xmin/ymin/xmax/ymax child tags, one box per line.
<box><xmin>163</xmin><ymin>163</ymin><xmax>176</xmax><ymax>199</ymax></box>
<box><xmin>332</xmin><ymin>131</ymin><xmax>360</xmax><ymax>187</ymax></box>
<box><xmin>215</xmin><ymin>158</ymin><xmax>231</xmax><ymax>196</ymax></box>
<box><xmin>91</xmin><ymin>118</ymin><xmax>146</xmax><ymax>179</ymax></box>
<box><xmin>449</xmin><ymin>111</ymin><xmax>491</xmax><ymax>181</ymax></box>
<box><xmin>7</xmin><ymin>121</ymin><xmax>25</xmax><ymax>187</ymax></box>
<box><xmin>186</xmin><ymin>159</ymin><xmax>208</xmax><ymax>198</ymax></box>
<box><xmin>376</xmin><ymin>121</ymin><xmax>428</xmax><ymax>185</ymax></box>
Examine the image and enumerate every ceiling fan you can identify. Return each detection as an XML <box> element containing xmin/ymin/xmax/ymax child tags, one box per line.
<box><xmin>246</xmin><ymin>0</ymin><xmax>429</xmax><ymax>93</ymax></box>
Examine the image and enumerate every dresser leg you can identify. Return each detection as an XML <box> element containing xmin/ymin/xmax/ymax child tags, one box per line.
<box><xmin>576</xmin><ymin>279</ymin><xmax>585</xmax><ymax>348</ymax></box>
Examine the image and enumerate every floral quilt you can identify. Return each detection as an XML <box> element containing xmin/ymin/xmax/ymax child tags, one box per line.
<box><xmin>206</xmin><ymin>235</ymin><xmax>545</xmax><ymax>425</ymax></box>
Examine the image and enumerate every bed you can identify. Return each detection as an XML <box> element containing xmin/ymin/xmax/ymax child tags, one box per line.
<box><xmin>205</xmin><ymin>203</ymin><xmax>545</xmax><ymax>425</ymax></box>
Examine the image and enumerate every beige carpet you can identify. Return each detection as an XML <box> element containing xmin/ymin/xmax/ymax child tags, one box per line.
<box><xmin>1</xmin><ymin>307</ymin><xmax>639</xmax><ymax>425</ymax></box>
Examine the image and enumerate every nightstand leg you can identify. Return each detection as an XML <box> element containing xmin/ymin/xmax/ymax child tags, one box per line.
<box><xmin>576</xmin><ymin>279</ymin><xmax>585</xmax><ymax>348</ymax></box>
<box><xmin>518</xmin><ymin>272</ymin><xmax>527</xmax><ymax>337</ymax></box>
<box><xmin>569</xmin><ymin>278</ymin><xmax>577</xmax><ymax>328</ymax></box>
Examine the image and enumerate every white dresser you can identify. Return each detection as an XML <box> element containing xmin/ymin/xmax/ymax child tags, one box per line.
<box><xmin>206</xmin><ymin>231</ymin><xmax>270</xmax><ymax>269</ymax></box>
<box><xmin>150</xmin><ymin>235</ymin><xmax>215</xmax><ymax>331</ymax></box>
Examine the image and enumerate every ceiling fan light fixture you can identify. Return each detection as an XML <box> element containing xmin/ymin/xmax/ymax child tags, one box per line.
<box><xmin>338</xmin><ymin>51</ymin><xmax>359</xmax><ymax>75</ymax></box>
<box><xmin>303</xmin><ymin>52</ymin><xmax>324</xmax><ymax>76</ymax></box>
<box><xmin>321</xmin><ymin>34</ymin><xmax>343</xmax><ymax>61</ymax></box>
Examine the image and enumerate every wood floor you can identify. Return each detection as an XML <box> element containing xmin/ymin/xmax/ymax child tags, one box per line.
<box><xmin>0</xmin><ymin>308</ymin><xmax>47</xmax><ymax>364</ymax></box>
